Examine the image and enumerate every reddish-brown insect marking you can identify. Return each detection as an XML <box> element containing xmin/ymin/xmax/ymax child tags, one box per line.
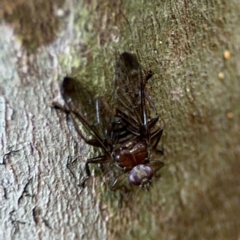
<box><xmin>56</xmin><ymin>52</ymin><xmax>164</xmax><ymax>190</ymax></box>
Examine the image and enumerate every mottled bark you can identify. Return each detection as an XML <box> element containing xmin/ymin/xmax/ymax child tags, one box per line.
<box><xmin>0</xmin><ymin>0</ymin><xmax>239</xmax><ymax>239</ymax></box>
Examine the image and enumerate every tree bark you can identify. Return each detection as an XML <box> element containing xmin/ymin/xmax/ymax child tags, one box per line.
<box><xmin>0</xmin><ymin>0</ymin><xmax>239</xmax><ymax>239</ymax></box>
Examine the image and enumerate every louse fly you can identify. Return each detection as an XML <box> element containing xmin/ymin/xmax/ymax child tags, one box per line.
<box><xmin>55</xmin><ymin>52</ymin><xmax>164</xmax><ymax>190</ymax></box>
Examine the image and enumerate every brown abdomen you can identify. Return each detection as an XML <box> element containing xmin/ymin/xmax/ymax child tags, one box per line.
<box><xmin>115</xmin><ymin>141</ymin><xmax>149</xmax><ymax>169</ymax></box>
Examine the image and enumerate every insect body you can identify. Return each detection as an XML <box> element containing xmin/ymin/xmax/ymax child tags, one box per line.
<box><xmin>59</xmin><ymin>52</ymin><xmax>164</xmax><ymax>190</ymax></box>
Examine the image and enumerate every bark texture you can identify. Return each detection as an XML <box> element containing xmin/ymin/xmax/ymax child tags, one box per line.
<box><xmin>0</xmin><ymin>0</ymin><xmax>239</xmax><ymax>239</ymax></box>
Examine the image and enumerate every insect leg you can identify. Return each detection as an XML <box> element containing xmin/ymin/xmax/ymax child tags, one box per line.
<box><xmin>144</xmin><ymin>92</ymin><xmax>158</xmax><ymax>116</ymax></box>
<box><xmin>147</xmin><ymin>116</ymin><xmax>159</xmax><ymax>129</ymax></box>
<box><xmin>116</xmin><ymin>109</ymin><xmax>140</xmax><ymax>136</ymax></box>
<box><xmin>148</xmin><ymin>160</ymin><xmax>164</xmax><ymax>178</ymax></box>
<box><xmin>80</xmin><ymin>155</ymin><xmax>111</xmax><ymax>188</ymax></box>
<box><xmin>116</xmin><ymin>90</ymin><xmax>143</xmax><ymax>124</ymax></box>
<box><xmin>54</xmin><ymin>103</ymin><xmax>112</xmax><ymax>155</ymax></box>
<box><xmin>107</xmin><ymin>118</ymin><xmax>134</xmax><ymax>144</ymax></box>
<box><xmin>145</xmin><ymin>70</ymin><xmax>154</xmax><ymax>82</ymax></box>
<box><xmin>52</xmin><ymin>103</ymin><xmax>104</xmax><ymax>147</ymax></box>
<box><xmin>51</xmin><ymin>101</ymin><xmax>70</xmax><ymax>114</ymax></box>
<box><xmin>150</xmin><ymin>127</ymin><xmax>164</xmax><ymax>153</ymax></box>
<box><xmin>110</xmin><ymin>173</ymin><xmax>127</xmax><ymax>191</ymax></box>
<box><xmin>85</xmin><ymin>155</ymin><xmax>111</xmax><ymax>176</ymax></box>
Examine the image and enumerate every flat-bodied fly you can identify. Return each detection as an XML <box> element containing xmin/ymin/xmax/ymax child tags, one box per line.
<box><xmin>56</xmin><ymin>52</ymin><xmax>164</xmax><ymax>190</ymax></box>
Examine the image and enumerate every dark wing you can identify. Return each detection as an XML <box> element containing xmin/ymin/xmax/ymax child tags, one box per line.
<box><xmin>61</xmin><ymin>77</ymin><xmax>113</xmax><ymax>154</ymax></box>
<box><xmin>114</xmin><ymin>52</ymin><xmax>156</xmax><ymax>136</ymax></box>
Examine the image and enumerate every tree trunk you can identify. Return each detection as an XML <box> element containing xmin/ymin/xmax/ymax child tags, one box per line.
<box><xmin>0</xmin><ymin>0</ymin><xmax>239</xmax><ymax>239</ymax></box>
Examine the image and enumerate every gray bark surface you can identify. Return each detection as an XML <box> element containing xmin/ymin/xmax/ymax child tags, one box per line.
<box><xmin>0</xmin><ymin>0</ymin><xmax>239</xmax><ymax>239</ymax></box>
